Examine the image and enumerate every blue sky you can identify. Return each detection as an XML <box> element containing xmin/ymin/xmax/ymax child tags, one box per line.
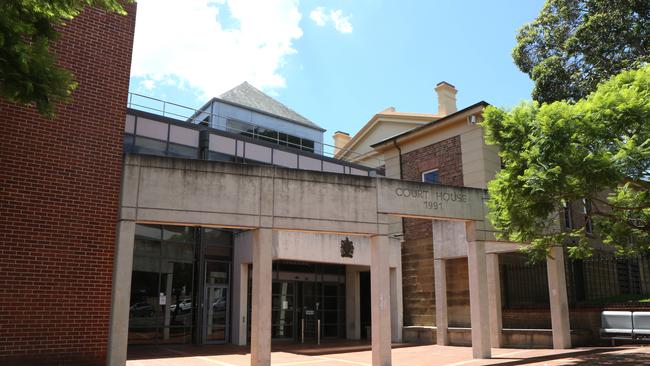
<box><xmin>129</xmin><ymin>0</ymin><xmax>545</xmax><ymax>140</ymax></box>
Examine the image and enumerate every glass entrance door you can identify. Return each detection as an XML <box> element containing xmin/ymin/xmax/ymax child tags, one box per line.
<box><xmin>204</xmin><ymin>285</ymin><xmax>228</xmax><ymax>343</ymax></box>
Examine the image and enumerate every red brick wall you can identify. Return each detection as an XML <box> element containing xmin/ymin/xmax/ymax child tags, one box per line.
<box><xmin>0</xmin><ymin>6</ymin><xmax>136</xmax><ymax>366</ymax></box>
<box><xmin>400</xmin><ymin>135</ymin><xmax>464</xmax><ymax>326</ymax></box>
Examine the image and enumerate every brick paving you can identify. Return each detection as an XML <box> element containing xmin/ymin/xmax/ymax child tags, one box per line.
<box><xmin>127</xmin><ymin>343</ymin><xmax>650</xmax><ymax>366</ymax></box>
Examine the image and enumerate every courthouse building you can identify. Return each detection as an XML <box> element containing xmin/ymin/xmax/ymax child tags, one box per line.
<box><xmin>2</xmin><ymin>4</ymin><xmax>648</xmax><ymax>366</ymax></box>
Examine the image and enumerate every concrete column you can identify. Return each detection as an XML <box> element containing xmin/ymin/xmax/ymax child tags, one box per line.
<box><xmin>251</xmin><ymin>229</ymin><xmax>273</xmax><ymax>366</ymax></box>
<box><xmin>546</xmin><ymin>246</ymin><xmax>572</xmax><ymax>349</ymax></box>
<box><xmin>486</xmin><ymin>253</ymin><xmax>502</xmax><ymax>348</ymax></box>
<box><xmin>434</xmin><ymin>259</ymin><xmax>448</xmax><ymax>346</ymax></box>
<box><xmin>466</xmin><ymin>222</ymin><xmax>491</xmax><ymax>359</ymax></box>
<box><xmin>371</xmin><ymin>235</ymin><xmax>392</xmax><ymax>366</ymax></box>
<box><xmin>390</xmin><ymin>267</ymin><xmax>403</xmax><ymax>343</ymax></box>
<box><xmin>107</xmin><ymin>220</ymin><xmax>136</xmax><ymax>366</ymax></box>
<box><xmin>232</xmin><ymin>263</ymin><xmax>249</xmax><ymax>346</ymax></box>
<box><xmin>346</xmin><ymin>267</ymin><xmax>361</xmax><ymax>340</ymax></box>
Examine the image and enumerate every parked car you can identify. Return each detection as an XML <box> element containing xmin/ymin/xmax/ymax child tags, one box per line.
<box><xmin>170</xmin><ymin>299</ymin><xmax>192</xmax><ymax>312</ymax></box>
<box><xmin>130</xmin><ymin>302</ymin><xmax>154</xmax><ymax>317</ymax></box>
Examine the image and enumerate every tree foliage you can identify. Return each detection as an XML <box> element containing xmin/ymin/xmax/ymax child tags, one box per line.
<box><xmin>513</xmin><ymin>0</ymin><xmax>650</xmax><ymax>103</ymax></box>
<box><xmin>482</xmin><ymin>66</ymin><xmax>650</xmax><ymax>261</ymax></box>
<box><xmin>0</xmin><ymin>0</ymin><xmax>128</xmax><ymax>117</ymax></box>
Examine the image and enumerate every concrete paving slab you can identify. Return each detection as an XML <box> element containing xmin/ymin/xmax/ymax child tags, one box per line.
<box><xmin>127</xmin><ymin>343</ymin><xmax>650</xmax><ymax>366</ymax></box>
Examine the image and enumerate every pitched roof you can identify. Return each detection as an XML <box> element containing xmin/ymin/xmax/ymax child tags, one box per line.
<box><xmin>219</xmin><ymin>82</ymin><xmax>324</xmax><ymax>131</ymax></box>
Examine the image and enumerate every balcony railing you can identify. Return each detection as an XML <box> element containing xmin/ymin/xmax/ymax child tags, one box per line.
<box><xmin>127</xmin><ymin>92</ymin><xmax>384</xmax><ymax>169</ymax></box>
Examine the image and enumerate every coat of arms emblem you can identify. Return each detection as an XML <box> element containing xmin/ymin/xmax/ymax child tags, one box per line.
<box><xmin>340</xmin><ymin>237</ymin><xmax>354</xmax><ymax>258</ymax></box>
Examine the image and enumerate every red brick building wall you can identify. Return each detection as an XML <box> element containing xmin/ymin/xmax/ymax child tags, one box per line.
<box><xmin>0</xmin><ymin>6</ymin><xmax>136</xmax><ymax>365</ymax></box>
<box><xmin>399</xmin><ymin>135</ymin><xmax>465</xmax><ymax>326</ymax></box>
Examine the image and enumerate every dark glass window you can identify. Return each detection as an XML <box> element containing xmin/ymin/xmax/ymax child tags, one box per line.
<box><xmin>301</xmin><ymin>139</ymin><xmax>315</xmax><ymax>153</ymax></box>
<box><xmin>133</xmin><ymin>136</ymin><xmax>168</xmax><ymax>156</ymax></box>
<box><xmin>227</xmin><ymin>119</ymin><xmax>255</xmax><ymax>138</ymax></box>
<box><xmin>422</xmin><ymin>169</ymin><xmax>439</xmax><ymax>184</ymax></box>
<box><xmin>167</xmin><ymin>143</ymin><xmax>198</xmax><ymax>159</ymax></box>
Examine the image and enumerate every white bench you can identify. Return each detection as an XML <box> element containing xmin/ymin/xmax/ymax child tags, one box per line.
<box><xmin>601</xmin><ymin>311</ymin><xmax>650</xmax><ymax>345</ymax></box>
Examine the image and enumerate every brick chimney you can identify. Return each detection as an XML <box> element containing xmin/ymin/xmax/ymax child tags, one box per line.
<box><xmin>435</xmin><ymin>81</ymin><xmax>457</xmax><ymax>116</ymax></box>
<box><xmin>333</xmin><ymin>131</ymin><xmax>351</xmax><ymax>155</ymax></box>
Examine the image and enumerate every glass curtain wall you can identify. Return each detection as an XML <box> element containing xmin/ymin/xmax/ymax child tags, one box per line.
<box><xmin>128</xmin><ymin>225</ymin><xmax>233</xmax><ymax>345</ymax></box>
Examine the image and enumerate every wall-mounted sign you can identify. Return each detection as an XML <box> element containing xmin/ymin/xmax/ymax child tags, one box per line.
<box><xmin>159</xmin><ymin>293</ymin><xmax>166</xmax><ymax>305</ymax></box>
<box><xmin>305</xmin><ymin>310</ymin><xmax>315</xmax><ymax>316</ymax></box>
<box><xmin>340</xmin><ymin>237</ymin><xmax>354</xmax><ymax>258</ymax></box>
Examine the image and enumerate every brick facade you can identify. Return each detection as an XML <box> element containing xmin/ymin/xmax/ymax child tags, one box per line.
<box><xmin>399</xmin><ymin>135</ymin><xmax>465</xmax><ymax>326</ymax></box>
<box><xmin>0</xmin><ymin>6</ymin><xmax>136</xmax><ymax>366</ymax></box>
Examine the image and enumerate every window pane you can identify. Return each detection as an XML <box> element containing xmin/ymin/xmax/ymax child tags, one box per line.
<box><xmin>422</xmin><ymin>170</ymin><xmax>439</xmax><ymax>184</ymax></box>
<box><xmin>257</xmin><ymin>127</ymin><xmax>278</xmax><ymax>144</ymax></box>
<box><xmin>301</xmin><ymin>139</ymin><xmax>315</xmax><ymax>153</ymax></box>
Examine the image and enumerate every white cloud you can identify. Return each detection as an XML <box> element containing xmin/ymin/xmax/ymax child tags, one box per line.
<box><xmin>329</xmin><ymin>9</ymin><xmax>353</xmax><ymax>34</ymax></box>
<box><xmin>309</xmin><ymin>7</ymin><xmax>327</xmax><ymax>26</ymax></box>
<box><xmin>308</xmin><ymin>7</ymin><xmax>353</xmax><ymax>34</ymax></box>
<box><xmin>131</xmin><ymin>0</ymin><xmax>303</xmax><ymax>100</ymax></box>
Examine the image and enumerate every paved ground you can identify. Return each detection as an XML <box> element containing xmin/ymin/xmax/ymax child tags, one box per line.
<box><xmin>127</xmin><ymin>342</ymin><xmax>650</xmax><ymax>366</ymax></box>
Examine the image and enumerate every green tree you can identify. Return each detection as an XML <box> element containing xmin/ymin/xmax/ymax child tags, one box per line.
<box><xmin>482</xmin><ymin>66</ymin><xmax>650</xmax><ymax>261</ymax></box>
<box><xmin>0</xmin><ymin>1</ymin><xmax>128</xmax><ymax>117</ymax></box>
<box><xmin>513</xmin><ymin>0</ymin><xmax>649</xmax><ymax>103</ymax></box>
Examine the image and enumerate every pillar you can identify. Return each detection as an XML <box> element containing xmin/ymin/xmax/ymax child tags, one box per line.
<box><xmin>371</xmin><ymin>235</ymin><xmax>392</xmax><ymax>366</ymax></box>
<box><xmin>346</xmin><ymin>267</ymin><xmax>361</xmax><ymax>340</ymax></box>
<box><xmin>433</xmin><ymin>259</ymin><xmax>448</xmax><ymax>346</ymax></box>
<box><xmin>251</xmin><ymin>229</ymin><xmax>273</xmax><ymax>366</ymax></box>
<box><xmin>466</xmin><ymin>222</ymin><xmax>491</xmax><ymax>359</ymax></box>
<box><xmin>546</xmin><ymin>246</ymin><xmax>572</xmax><ymax>349</ymax></box>
<box><xmin>390</xmin><ymin>267</ymin><xmax>403</xmax><ymax>343</ymax></box>
<box><xmin>486</xmin><ymin>253</ymin><xmax>502</xmax><ymax>348</ymax></box>
<box><xmin>107</xmin><ymin>220</ymin><xmax>136</xmax><ymax>366</ymax></box>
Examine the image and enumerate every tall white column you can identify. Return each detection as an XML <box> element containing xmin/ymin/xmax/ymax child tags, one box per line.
<box><xmin>546</xmin><ymin>246</ymin><xmax>572</xmax><ymax>349</ymax></box>
<box><xmin>232</xmin><ymin>263</ymin><xmax>249</xmax><ymax>346</ymax></box>
<box><xmin>371</xmin><ymin>235</ymin><xmax>392</xmax><ymax>366</ymax></box>
<box><xmin>390</xmin><ymin>267</ymin><xmax>403</xmax><ymax>343</ymax></box>
<box><xmin>107</xmin><ymin>219</ymin><xmax>136</xmax><ymax>366</ymax></box>
<box><xmin>346</xmin><ymin>267</ymin><xmax>361</xmax><ymax>340</ymax></box>
<box><xmin>251</xmin><ymin>229</ymin><xmax>273</xmax><ymax>366</ymax></box>
<box><xmin>486</xmin><ymin>253</ymin><xmax>502</xmax><ymax>348</ymax></box>
<box><xmin>433</xmin><ymin>259</ymin><xmax>448</xmax><ymax>346</ymax></box>
<box><xmin>466</xmin><ymin>222</ymin><xmax>491</xmax><ymax>359</ymax></box>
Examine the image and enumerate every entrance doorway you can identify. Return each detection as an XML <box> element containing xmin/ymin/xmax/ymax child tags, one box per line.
<box><xmin>203</xmin><ymin>260</ymin><xmax>230</xmax><ymax>344</ymax></box>
<box><xmin>263</xmin><ymin>261</ymin><xmax>347</xmax><ymax>343</ymax></box>
<box><xmin>204</xmin><ymin>285</ymin><xmax>228</xmax><ymax>343</ymax></box>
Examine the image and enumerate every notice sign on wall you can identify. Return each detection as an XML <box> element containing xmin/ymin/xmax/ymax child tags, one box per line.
<box><xmin>159</xmin><ymin>293</ymin><xmax>166</xmax><ymax>305</ymax></box>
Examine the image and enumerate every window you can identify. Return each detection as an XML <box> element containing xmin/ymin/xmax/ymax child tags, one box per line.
<box><xmin>422</xmin><ymin>169</ymin><xmax>439</xmax><ymax>184</ymax></box>
<box><xmin>582</xmin><ymin>198</ymin><xmax>593</xmax><ymax>234</ymax></box>
<box><xmin>226</xmin><ymin>119</ymin><xmax>315</xmax><ymax>153</ymax></box>
<box><xmin>562</xmin><ymin>200</ymin><xmax>573</xmax><ymax>229</ymax></box>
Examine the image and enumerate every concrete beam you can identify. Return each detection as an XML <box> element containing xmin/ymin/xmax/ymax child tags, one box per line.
<box><xmin>433</xmin><ymin>259</ymin><xmax>449</xmax><ymax>346</ymax></box>
<box><xmin>107</xmin><ymin>220</ymin><xmax>136</xmax><ymax>366</ymax></box>
<box><xmin>486</xmin><ymin>253</ymin><xmax>502</xmax><ymax>348</ymax></box>
<box><xmin>251</xmin><ymin>229</ymin><xmax>273</xmax><ymax>366</ymax></box>
<box><xmin>546</xmin><ymin>246</ymin><xmax>572</xmax><ymax>349</ymax></box>
<box><xmin>371</xmin><ymin>235</ymin><xmax>392</xmax><ymax>366</ymax></box>
<box><xmin>466</xmin><ymin>222</ymin><xmax>491</xmax><ymax>359</ymax></box>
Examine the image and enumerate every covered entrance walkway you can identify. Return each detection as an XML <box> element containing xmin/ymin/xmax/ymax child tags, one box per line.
<box><xmin>109</xmin><ymin>154</ymin><xmax>571</xmax><ymax>365</ymax></box>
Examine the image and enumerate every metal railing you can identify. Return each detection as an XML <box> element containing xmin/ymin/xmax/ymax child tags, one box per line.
<box><xmin>127</xmin><ymin>92</ymin><xmax>385</xmax><ymax>169</ymax></box>
<box><xmin>501</xmin><ymin>254</ymin><xmax>650</xmax><ymax>308</ymax></box>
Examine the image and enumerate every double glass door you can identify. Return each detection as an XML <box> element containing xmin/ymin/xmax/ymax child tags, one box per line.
<box><xmin>271</xmin><ymin>281</ymin><xmax>346</xmax><ymax>342</ymax></box>
<box><xmin>203</xmin><ymin>261</ymin><xmax>230</xmax><ymax>344</ymax></box>
<box><xmin>204</xmin><ymin>285</ymin><xmax>228</xmax><ymax>343</ymax></box>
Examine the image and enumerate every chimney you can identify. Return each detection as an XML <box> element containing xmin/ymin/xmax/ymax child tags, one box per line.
<box><xmin>435</xmin><ymin>81</ymin><xmax>457</xmax><ymax>116</ymax></box>
<box><xmin>332</xmin><ymin>131</ymin><xmax>351</xmax><ymax>155</ymax></box>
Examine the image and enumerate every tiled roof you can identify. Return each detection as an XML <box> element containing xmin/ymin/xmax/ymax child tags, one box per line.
<box><xmin>219</xmin><ymin>82</ymin><xmax>324</xmax><ymax>131</ymax></box>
